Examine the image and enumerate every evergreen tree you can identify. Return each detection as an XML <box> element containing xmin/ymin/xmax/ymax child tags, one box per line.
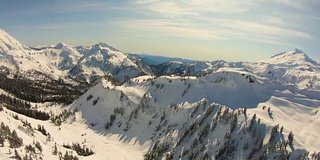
<box><xmin>53</xmin><ymin>143</ymin><xmax>58</xmax><ymax>155</ymax></box>
<box><xmin>243</xmin><ymin>107</ymin><xmax>247</xmax><ymax>115</ymax></box>
<box><xmin>0</xmin><ymin>135</ymin><xmax>4</xmax><ymax>147</ymax></box>
<box><xmin>35</xmin><ymin>141</ymin><xmax>42</xmax><ymax>153</ymax></box>
<box><xmin>15</xmin><ymin>149</ymin><xmax>22</xmax><ymax>160</ymax></box>
<box><xmin>9</xmin><ymin>130</ymin><xmax>23</xmax><ymax>148</ymax></box>
<box><xmin>288</xmin><ymin>131</ymin><xmax>294</xmax><ymax>146</ymax></box>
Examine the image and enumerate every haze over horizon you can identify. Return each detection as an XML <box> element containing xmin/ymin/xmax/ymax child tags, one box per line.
<box><xmin>1</xmin><ymin>0</ymin><xmax>320</xmax><ymax>62</ymax></box>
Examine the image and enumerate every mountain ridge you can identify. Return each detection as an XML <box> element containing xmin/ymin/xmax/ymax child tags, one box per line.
<box><xmin>1</xmin><ymin>29</ymin><xmax>319</xmax><ymax>90</ymax></box>
<box><xmin>263</xmin><ymin>48</ymin><xmax>318</xmax><ymax>66</ymax></box>
<box><xmin>0</xmin><ymin>29</ymin><xmax>29</xmax><ymax>52</ymax></box>
<box><xmin>0</xmin><ymin>29</ymin><xmax>153</xmax><ymax>83</ymax></box>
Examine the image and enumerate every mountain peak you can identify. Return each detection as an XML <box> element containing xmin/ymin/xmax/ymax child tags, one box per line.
<box><xmin>284</xmin><ymin>48</ymin><xmax>308</xmax><ymax>57</ymax></box>
<box><xmin>94</xmin><ymin>42</ymin><xmax>119</xmax><ymax>52</ymax></box>
<box><xmin>54</xmin><ymin>42</ymin><xmax>69</xmax><ymax>49</ymax></box>
<box><xmin>292</xmin><ymin>48</ymin><xmax>304</xmax><ymax>54</ymax></box>
<box><xmin>0</xmin><ymin>29</ymin><xmax>29</xmax><ymax>52</ymax></box>
<box><xmin>270</xmin><ymin>48</ymin><xmax>305</xmax><ymax>58</ymax></box>
<box><xmin>264</xmin><ymin>49</ymin><xmax>318</xmax><ymax>66</ymax></box>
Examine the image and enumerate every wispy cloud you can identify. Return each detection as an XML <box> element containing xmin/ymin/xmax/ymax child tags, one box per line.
<box><xmin>21</xmin><ymin>0</ymin><xmax>314</xmax><ymax>46</ymax></box>
<box><xmin>133</xmin><ymin>0</ymin><xmax>257</xmax><ymax>17</ymax></box>
<box><xmin>120</xmin><ymin>0</ymin><xmax>314</xmax><ymax>45</ymax></box>
<box><xmin>184</xmin><ymin>0</ymin><xmax>257</xmax><ymax>13</ymax></box>
<box><xmin>6</xmin><ymin>21</ymin><xmax>110</xmax><ymax>31</ymax></box>
<box><xmin>115</xmin><ymin>19</ymin><xmax>225</xmax><ymax>40</ymax></box>
<box><xmin>215</xmin><ymin>19</ymin><xmax>313</xmax><ymax>39</ymax></box>
<box><xmin>3</xmin><ymin>1</ymin><xmax>126</xmax><ymax>16</ymax></box>
<box><xmin>274</xmin><ymin>0</ymin><xmax>320</xmax><ymax>10</ymax></box>
<box><xmin>264</xmin><ymin>16</ymin><xmax>287</xmax><ymax>26</ymax></box>
<box><xmin>52</xmin><ymin>1</ymin><xmax>129</xmax><ymax>13</ymax></box>
<box><xmin>274</xmin><ymin>0</ymin><xmax>306</xmax><ymax>9</ymax></box>
<box><xmin>116</xmin><ymin>16</ymin><xmax>312</xmax><ymax>46</ymax></box>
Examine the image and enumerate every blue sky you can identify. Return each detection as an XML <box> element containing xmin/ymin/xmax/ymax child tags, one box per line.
<box><xmin>1</xmin><ymin>0</ymin><xmax>320</xmax><ymax>62</ymax></box>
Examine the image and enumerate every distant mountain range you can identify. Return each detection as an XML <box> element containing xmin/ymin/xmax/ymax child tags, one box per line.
<box><xmin>129</xmin><ymin>53</ymin><xmax>195</xmax><ymax>65</ymax></box>
<box><xmin>1</xmin><ymin>28</ymin><xmax>319</xmax><ymax>89</ymax></box>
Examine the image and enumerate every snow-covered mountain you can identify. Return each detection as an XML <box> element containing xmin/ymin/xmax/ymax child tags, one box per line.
<box><xmin>67</xmin><ymin>73</ymin><xmax>320</xmax><ymax>159</ymax></box>
<box><xmin>1</xmin><ymin>69</ymin><xmax>320</xmax><ymax>159</ymax></box>
<box><xmin>152</xmin><ymin>60</ymin><xmax>228</xmax><ymax>76</ymax></box>
<box><xmin>0</xmin><ymin>29</ymin><xmax>29</xmax><ymax>52</ymax></box>
<box><xmin>68</xmin><ymin>43</ymin><xmax>152</xmax><ymax>82</ymax></box>
<box><xmin>1</xmin><ymin>29</ymin><xmax>319</xmax><ymax>90</ymax></box>
<box><xmin>245</xmin><ymin>49</ymin><xmax>320</xmax><ymax>90</ymax></box>
<box><xmin>1</xmin><ymin>29</ymin><xmax>320</xmax><ymax>160</ymax></box>
<box><xmin>152</xmin><ymin>49</ymin><xmax>320</xmax><ymax>90</ymax></box>
<box><xmin>0</xmin><ymin>29</ymin><xmax>152</xmax><ymax>83</ymax></box>
<box><xmin>263</xmin><ymin>48</ymin><xmax>318</xmax><ymax>66</ymax></box>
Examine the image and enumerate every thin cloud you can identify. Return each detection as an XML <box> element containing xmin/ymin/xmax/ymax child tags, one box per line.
<box><xmin>264</xmin><ymin>16</ymin><xmax>287</xmax><ymax>26</ymax></box>
<box><xmin>7</xmin><ymin>22</ymin><xmax>110</xmax><ymax>31</ymax></box>
<box><xmin>217</xmin><ymin>19</ymin><xmax>313</xmax><ymax>39</ymax></box>
<box><xmin>184</xmin><ymin>0</ymin><xmax>256</xmax><ymax>13</ymax></box>
<box><xmin>274</xmin><ymin>0</ymin><xmax>306</xmax><ymax>9</ymax></box>
<box><xmin>132</xmin><ymin>0</ymin><xmax>257</xmax><ymax>18</ymax></box>
<box><xmin>274</xmin><ymin>0</ymin><xmax>320</xmax><ymax>10</ymax></box>
<box><xmin>126</xmin><ymin>0</ymin><xmax>314</xmax><ymax>45</ymax></box>
<box><xmin>115</xmin><ymin>19</ymin><xmax>225</xmax><ymax>40</ymax></box>
<box><xmin>116</xmin><ymin>15</ymin><xmax>312</xmax><ymax>46</ymax></box>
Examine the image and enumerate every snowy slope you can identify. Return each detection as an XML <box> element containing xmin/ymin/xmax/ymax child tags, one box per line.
<box><xmin>0</xmin><ymin>29</ymin><xmax>29</xmax><ymax>52</ymax></box>
<box><xmin>252</xmin><ymin>94</ymin><xmax>320</xmax><ymax>152</ymax></box>
<box><xmin>1</xmin><ymin>70</ymin><xmax>319</xmax><ymax>159</ymax></box>
<box><xmin>0</xmin><ymin>105</ymin><xmax>145</xmax><ymax>160</ymax></box>
<box><xmin>122</xmin><ymin>68</ymin><xmax>281</xmax><ymax>108</ymax></box>
<box><xmin>67</xmin><ymin>71</ymin><xmax>320</xmax><ymax>159</ymax></box>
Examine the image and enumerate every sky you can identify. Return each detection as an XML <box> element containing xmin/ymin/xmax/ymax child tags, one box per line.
<box><xmin>1</xmin><ymin>0</ymin><xmax>320</xmax><ymax>62</ymax></box>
